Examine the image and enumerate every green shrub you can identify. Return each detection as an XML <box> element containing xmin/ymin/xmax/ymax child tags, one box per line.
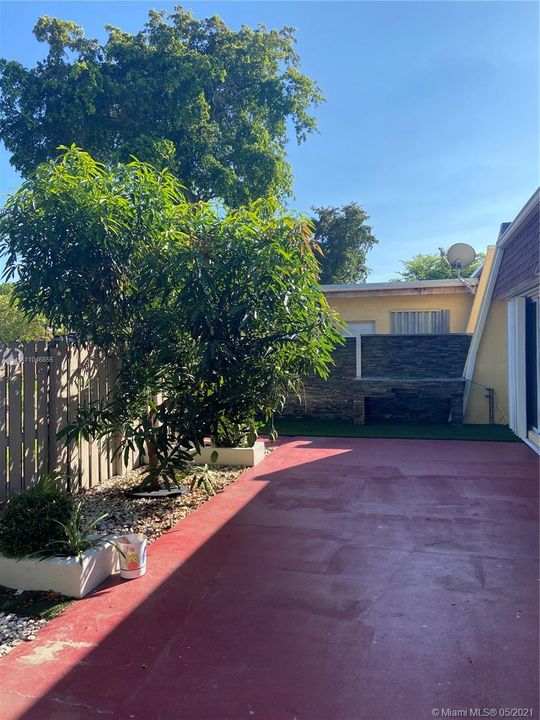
<box><xmin>0</xmin><ymin>476</ymin><xmax>75</xmax><ymax>559</ymax></box>
<box><xmin>2</xmin><ymin>147</ymin><xmax>343</xmax><ymax>490</ymax></box>
<box><xmin>51</xmin><ymin>502</ymin><xmax>111</xmax><ymax>564</ymax></box>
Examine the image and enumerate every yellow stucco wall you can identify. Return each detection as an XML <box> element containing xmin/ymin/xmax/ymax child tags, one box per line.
<box><xmin>466</xmin><ymin>246</ymin><xmax>496</xmax><ymax>333</ymax></box>
<box><xmin>326</xmin><ymin>291</ymin><xmax>475</xmax><ymax>334</ymax></box>
<box><xmin>464</xmin><ymin>299</ymin><xmax>509</xmax><ymax>424</ymax></box>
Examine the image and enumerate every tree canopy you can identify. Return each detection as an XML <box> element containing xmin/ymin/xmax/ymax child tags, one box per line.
<box><xmin>0</xmin><ymin>284</ymin><xmax>51</xmax><ymax>343</ymax></box>
<box><xmin>0</xmin><ymin>147</ymin><xmax>342</xmax><ymax>485</ymax></box>
<box><xmin>312</xmin><ymin>203</ymin><xmax>378</xmax><ymax>284</ymax></box>
<box><xmin>395</xmin><ymin>252</ymin><xmax>485</xmax><ymax>281</ymax></box>
<box><xmin>0</xmin><ymin>8</ymin><xmax>322</xmax><ymax>206</ymax></box>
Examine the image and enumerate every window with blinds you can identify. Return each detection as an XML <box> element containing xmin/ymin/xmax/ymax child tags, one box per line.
<box><xmin>390</xmin><ymin>310</ymin><xmax>450</xmax><ymax>334</ymax></box>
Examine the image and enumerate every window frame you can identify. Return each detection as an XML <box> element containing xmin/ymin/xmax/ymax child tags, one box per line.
<box><xmin>342</xmin><ymin>321</ymin><xmax>376</xmax><ymax>378</ymax></box>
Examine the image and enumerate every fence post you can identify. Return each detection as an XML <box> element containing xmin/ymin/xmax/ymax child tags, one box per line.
<box><xmin>89</xmin><ymin>345</ymin><xmax>101</xmax><ymax>486</ymax></box>
<box><xmin>78</xmin><ymin>345</ymin><xmax>91</xmax><ymax>489</ymax></box>
<box><xmin>23</xmin><ymin>342</ymin><xmax>37</xmax><ymax>486</ymax></box>
<box><xmin>106</xmin><ymin>353</ymin><xmax>123</xmax><ymax>477</ymax></box>
<box><xmin>8</xmin><ymin>359</ymin><xmax>23</xmax><ymax>496</ymax></box>
<box><xmin>48</xmin><ymin>342</ymin><xmax>69</xmax><ymax>489</ymax></box>
<box><xmin>97</xmin><ymin>349</ymin><xmax>109</xmax><ymax>483</ymax></box>
<box><xmin>36</xmin><ymin>341</ymin><xmax>49</xmax><ymax>480</ymax></box>
<box><xmin>67</xmin><ymin>344</ymin><xmax>81</xmax><ymax>492</ymax></box>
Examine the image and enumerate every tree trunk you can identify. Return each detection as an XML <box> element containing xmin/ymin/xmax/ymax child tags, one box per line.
<box><xmin>145</xmin><ymin>440</ymin><xmax>161</xmax><ymax>490</ymax></box>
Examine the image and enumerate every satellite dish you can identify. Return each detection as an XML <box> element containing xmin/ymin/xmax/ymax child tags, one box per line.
<box><xmin>445</xmin><ymin>243</ymin><xmax>476</xmax><ymax>270</ymax></box>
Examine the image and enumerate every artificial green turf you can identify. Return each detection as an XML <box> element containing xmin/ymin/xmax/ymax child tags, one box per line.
<box><xmin>271</xmin><ymin>418</ymin><xmax>520</xmax><ymax>442</ymax></box>
<box><xmin>0</xmin><ymin>584</ymin><xmax>72</xmax><ymax>620</ymax></box>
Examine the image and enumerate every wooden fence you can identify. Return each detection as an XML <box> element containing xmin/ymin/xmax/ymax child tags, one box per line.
<box><xmin>0</xmin><ymin>341</ymin><xmax>139</xmax><ymax>502</ymax></box>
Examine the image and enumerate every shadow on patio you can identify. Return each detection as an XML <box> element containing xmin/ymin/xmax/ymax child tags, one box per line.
<box><xmin>0</xmin><ymin>437</ymin><xmax>538</xmax><ymax>720</ymax></box>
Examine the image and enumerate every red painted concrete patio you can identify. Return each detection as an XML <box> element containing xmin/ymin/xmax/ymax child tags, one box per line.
<box><xmin>0</xmin><ymin>437</ymin><xmax>538</xmax><ymax>720</ymax></box>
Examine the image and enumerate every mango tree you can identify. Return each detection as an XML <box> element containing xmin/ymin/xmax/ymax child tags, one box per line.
<box><xmin>0</xmin><ymin>147</ymin><xmax>342</xmax><ymax>488</ymax></box>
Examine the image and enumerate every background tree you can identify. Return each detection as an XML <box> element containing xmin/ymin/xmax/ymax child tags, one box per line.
<box><xmin>0</xmin><ymin>9</ymin><xmax>322</xmax><ymax>206</ymax></box>
<box><xmin>395</xmin><ymin>251</ymin><xmax>485</xmax><ymax>281</ymax></box>
<box><xmin>0</xmin><ymin>284</ymin><xmax>51</xmax><ymax>343</ymax></box>
<box><xmin>312</xmin><ymin>203</ymin><xmax>378</xmax><ymax>284</ymax></box>
<box><xmin>0</xmin><ymin>147</ymin><xmax>342</xmax><ymax>487</ymax></box>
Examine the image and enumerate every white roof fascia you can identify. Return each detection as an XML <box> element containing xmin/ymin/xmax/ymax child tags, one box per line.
<box><xmin>321</xmin><ymin>279</ymin><xmax>478</xmax><ymax>293</ymax></box>
<box><xmin>462</xmin><ymin>246</ymin><xmax>505</xmax><ymax>413</ymax></box>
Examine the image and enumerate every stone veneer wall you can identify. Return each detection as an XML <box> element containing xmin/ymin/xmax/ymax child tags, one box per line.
<box><xmin>360</xmin><ymin>334</ymin><xmax>473</xmax><ymax>379</ymax></box>
<box><xmin>283</xmin><ymin>335</ymin><xmax>471</xmax><ymax>424</ymax></box>
<box><xmin>286</xmin><ymin>339</ymin><xmax>366</xmax><ymax>423</ymax></box>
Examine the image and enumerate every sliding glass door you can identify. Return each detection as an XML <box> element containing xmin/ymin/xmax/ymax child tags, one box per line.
<box><xmin>525</xmin><ymin>297</ymin><xmax>539</xmax><ymax>433</ymax></box>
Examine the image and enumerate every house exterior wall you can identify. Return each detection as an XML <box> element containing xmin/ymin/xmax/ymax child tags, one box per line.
<box><xmin>326</xmin><ymin>291</ymin><xmax>475</xmax><ymax>334</ymax></box>
<box><xmin>464</xmin><ymin>299</ymin><xmax>509</xmax><ymax>424</ymax></box>
<box><xmin>283</xmin><ymin>335</ymin><xmax>470</xmax><ymax>424</ymax></box>
<box><xmin>463</xmin><ymin>191</ymin><xmax>538</xmax><ymax>438</ymax></box>
<box><xmin>492</xmin><ymin>196</ymin><xmax>540</xmax><ymax>449</ymax></box>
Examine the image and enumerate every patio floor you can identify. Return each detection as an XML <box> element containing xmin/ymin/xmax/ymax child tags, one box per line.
<box><xmin>0</xmin><ymin>437</ymin><xmax>538</xmax><ymax>720</ymax></box>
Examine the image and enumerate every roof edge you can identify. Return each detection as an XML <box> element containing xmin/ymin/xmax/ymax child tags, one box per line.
<box><xmin>496</xmin><ymin>187</ymin><xmax>540</xmax><ymax>249</ymax></box>
<box><xmin>321</xmin><ymin>278</ymin><xmax>479</xmax><ymax>293</ymax></box>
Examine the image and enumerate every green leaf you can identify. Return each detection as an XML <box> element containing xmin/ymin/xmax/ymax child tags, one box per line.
<box><xmin>0</xmin><ymin>9</ymin><xmax>323</xmax><ymax>206</ymax></box>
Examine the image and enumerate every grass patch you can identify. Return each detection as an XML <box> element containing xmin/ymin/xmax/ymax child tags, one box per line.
<box><xmin>271</xmin><ymin>418</ymin><xmax>520</xmax><ymax>442</ymax></box>
<box><xmin>0</xmin><ymin>585</ymin><xmax>72</xmax><ymax>620</ymax></box>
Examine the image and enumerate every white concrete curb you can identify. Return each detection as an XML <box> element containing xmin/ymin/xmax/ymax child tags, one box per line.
<box><xmin>192</xmin><ymin>441</ymin><xmax>265</xmax><ymax>467</ymax></box>
<box><xmin>0</xmin><ymin>542</ymin><xmax>120</xmax><ymax>599</ymax></box>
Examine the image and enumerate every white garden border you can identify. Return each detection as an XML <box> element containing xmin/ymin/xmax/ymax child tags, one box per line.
<box><xmin>192</xmin><ymin>440</ymin><xmax>265</xmax><ymax>467</ymax></box>
<box><xmin>0</xmin><ymin>542</ymin><xmax>119</xmax><ymax>599</ymax></box>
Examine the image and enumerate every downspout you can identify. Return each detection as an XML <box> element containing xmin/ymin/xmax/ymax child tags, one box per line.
<box><xmin>462</xmin><ymin>246</ymin><xmax>504</xmax><ymax>416</ymax></box>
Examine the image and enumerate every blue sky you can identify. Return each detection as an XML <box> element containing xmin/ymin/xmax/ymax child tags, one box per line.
<box><xmin>0</xmin><ymin>1</ymin><xmax>538</xmax><ymax>281</ymax></box>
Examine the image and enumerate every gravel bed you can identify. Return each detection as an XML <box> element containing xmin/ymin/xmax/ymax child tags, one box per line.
<box><xmin>0</xmin><ymin>463</ymin><xmax>245</xmax><ymax>659</ymax></box>
<box><xmin>79</xmin><ymin>464</ymin><xmax>244</xmax><ymax>542</ymax></box>
<box><xmin>0</xmin><ymin>612</ymin><xmax>47</xmax><ymax>657</ymax></box>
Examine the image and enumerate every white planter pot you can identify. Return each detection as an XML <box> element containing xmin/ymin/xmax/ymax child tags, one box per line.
<box><xmin>117</xmin><ymin>534</ymin><xmax>147</xmax><ymax>580</ymax></box>
<box><xmin>192</xmin><ymin>440</ymin><xmax>265</xmax><ymax>467</ymax></box>
<box><xmin>0</xmin><ymin>542</ymin><xmax>120</xmax><ymax>599</ymax></box>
